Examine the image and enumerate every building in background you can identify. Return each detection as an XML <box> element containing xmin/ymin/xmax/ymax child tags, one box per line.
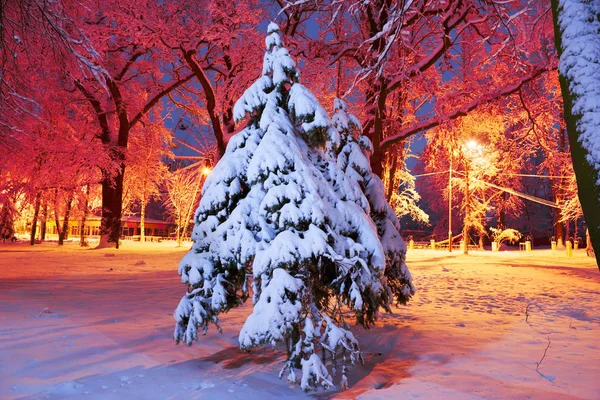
<box><xmin>42</xmin><ymin>216</ymin><xmax>175</xmax><ymax>241</ymax></box>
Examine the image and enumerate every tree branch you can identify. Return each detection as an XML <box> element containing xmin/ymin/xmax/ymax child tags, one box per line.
<box><xmin>74</xmin><ymin>79</ymin><xmax>110</xmax><ymax>143</ymax></box>
<box><xmin>380</xmin><ymin>66</ymin><xmax>557</xmax><ymax>150</ymax></box>
<box><xmin>115</xmin><ymin>50</ymin><xmax>145</xmax><ymax>81</ymax></box>
<box><xmin>130</xmin><ymin>73</ymin><xmax>194</xmax><ymax>128</ymax></box>
<box><xmin>182</xmin><ymin>49</ymin><xmax>226</xmax><ymax>156</ymax></box>
<box><xmin>386</xmin><ymin>2</ymin><xmax>470</xmax><ymax>94</ymax></box>
<box><xmin>106</xmin><ymin>78</ymin><xmax>130</xmax><ymax>148</ymax></box>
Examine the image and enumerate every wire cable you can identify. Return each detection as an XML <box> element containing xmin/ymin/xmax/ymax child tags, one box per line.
<box><xmin>413</xmin><ymin>170</ymin><xmax>449</xmax><ymax>177</ymax></box>
<box><xmin>451</xmin><ymin>170</ymin><xmax>560</xmax><ymax>208</ymax></box>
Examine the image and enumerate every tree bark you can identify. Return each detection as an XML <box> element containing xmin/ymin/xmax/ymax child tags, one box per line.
<box><xmin>30</xmin><ymin>192</ymin><xmax>41</xmax><ymax>246</ymax></box>
<box><xmin>368</xmin><ymin>84</ymin><xmax>387</xmax><ymax>177</ymax></box>
<box><xmin>498</xmin><ymin>192</ymin><xmax>507</xmax><ymax>228</ymax></box>
<box><xmin>176</xmin><ymin>212</ymin><xmax>183</xmax><ymax>247</ymax></box>
<box><xmin>498</xmin><ymin>210</ymin><xmax>505</xmax><ymax>229</ymax></box>
<box><xmin>586</xmin><ymin>228</ymin><xmax>594</xmax><ymax>257</ymax></box>
<box><xmin>556</xmin><ymin>210</ymin><xmax>565</xmax><ymax>249</ymax></box>
<box><xmin>386</xmin><ymin>145</ymin><xmax>399</xmax><ymax>202</ymax></box>
<box><xmin>99</xmin><ymin>167</ymin><xmax>125</xmax><ymax>248</ymax></box>
<box><xmin>140</xmin><ymin>195</ymin><xmax>146</xmax><ymax>242</ymax></box>
<box><xmin>80</xmin><ymin>185</ymin><xmax>89</xmax><ymax>247</ymax></box>
<box><xmin>551</xmin><ymin>0</ymin><xmax>600</xmax><ymax>269</ymax></box>
<box><xmin>40</xmin><ymin>195</ymin><xmax>48</xmax><ymax>241</ymax></box>
<box><xmin>54</xmin><ymin>189</ymin><xmax>73</xmax><ymax>246</ymax></box>
<box><xmin>60</xmin><ymin>192</ymin><xmax>74</xmax><ymax>245</ymax></box>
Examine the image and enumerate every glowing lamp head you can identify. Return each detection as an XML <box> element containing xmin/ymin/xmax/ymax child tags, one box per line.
<box><xmin>465</xmin><ymin>140</ymin><xmax>479</xmax><ymax>151</ymax></box>
<box><xmin>202</xmin><ymin>167</ymin><xmax>212</xmax><ymax>176</ymax></box>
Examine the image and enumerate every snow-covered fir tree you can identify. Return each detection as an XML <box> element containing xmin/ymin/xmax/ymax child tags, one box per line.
<box><xmin>174</xmin><ymin>23</ymin><xmax>413</xmax><ymax>390</ymax></box>
<box><xmin>330</xmin><ymin>98</ymin><xmax>415</xmax><ymax>306</ymax></box>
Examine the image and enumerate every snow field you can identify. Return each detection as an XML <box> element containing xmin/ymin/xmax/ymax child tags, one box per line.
<box><xmin>0</xmin><ymin>242</ymin><xmax>598</xmax><ymax>399</ymax></box>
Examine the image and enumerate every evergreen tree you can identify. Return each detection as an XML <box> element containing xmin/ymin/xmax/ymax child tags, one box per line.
<box><xmin>331</xmin><ymin>98</ymin><xmax>415</xmax><ymax>306</ymax></box>
<box><xmin>174</xmin><ymin>23</ymin><xmax>412</xmax><ymax>390</ymax></box>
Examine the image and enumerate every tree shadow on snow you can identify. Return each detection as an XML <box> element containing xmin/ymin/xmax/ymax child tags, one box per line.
<box><xmin>490</xmin><ymin>260</ymin><xmax>600</xmax><ymax>281</ymax></box>
<box><xmin>199</xmin><ymin>345</ymin><xmax>283</xmax><ymax>369</ymax></box>
<box><xmin>310</xmin><ymin>323</ymin><xmax>420</xmax><ymax>399</ymax></box>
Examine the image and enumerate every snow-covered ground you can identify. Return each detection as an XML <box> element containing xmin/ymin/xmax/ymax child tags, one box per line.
<box><xmin>1</xmin><ymin>241</ymin><xmax>599</xmax><ymax>399</ymax></box>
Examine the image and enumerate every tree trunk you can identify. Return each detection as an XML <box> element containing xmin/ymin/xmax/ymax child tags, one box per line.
<box><xmin>176</xmin><ymin>213</ymin><xmax>183</xmax><ymax>247</ymax></box>
<box><xmin>40</xmin><ymin>196</ymin><xmax>48</xmax><ymax>241</ymax></box>
<box><xmin>140</xmin><ymin>196</ymin><xmax>146</xmax><ymax>242</ymax></box>
<box><xmin>556</xmin><ymin>212</ymin><xmax>565</xmax><ymax>249</ymax></box>
<box><xmin>385</xmin><ymin>146</ymin><xmax>399</xmax><ymax>202</ymax></box>
<box><xmin>58</xmin><ymin>191</ymin><xmax>74</xmax><ymax>246</ymax></box>
<box><xmin>223</xmin><ymin>103</ymin><xmax>236</xmax><ymax>136</ymax></box>
<box><xmin>54</xmin><ymin>190</ymin><xmax>61</xmax><ymax>244</ymax></box>
<box><xmin>553</xmin><ymin>129</ymin><xmax>567</xmax><ymax>249</ymax></box>
<box><xmin>552</xmin><ymin>0</ymin><xmax>600</xmax><ymax>270</ymax></box>
<box><xmin>53</xmin><ymin>189</ymin><xmax>73</xmax><ymax>246</ymax></box>
<box><xmin>30</xmin><ymin>192</ymin><xmax>41</xmax><ymax>246</ymax></box>
<box><xmin>369</xmin><ymin>86</ymin><xmax>387</xmax><ymax>178</ymax></box>
<box><xmin>586</xmin><ymin>228</ymin><xmax>594</xmax><ymax>257</ymax></box>
<box><xmin>98</xmin><ymin>166</ymin><xmax>125</xmax><ymax>249</ymax></box>
<box><xmin>498</xmin><ymin>192</ymin><xmax>507</xmax><ymax>228</ymax></box>
<box><xmin>80</xmin><ymin>185</ymin><xmax>89</xmax><ymax>247</ymax></box>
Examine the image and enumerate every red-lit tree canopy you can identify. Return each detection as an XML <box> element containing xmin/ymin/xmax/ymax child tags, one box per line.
<box><xmin>0</xmin><ymin>0</ymin><xmax>595</xmax><ymax>259</ymax></box>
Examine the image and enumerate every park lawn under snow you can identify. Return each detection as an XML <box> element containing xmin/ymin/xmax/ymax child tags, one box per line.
<box><xmin>0</xmin><ymin>241</ymin><xmax>599</xmax><ymax>400</ymax></box>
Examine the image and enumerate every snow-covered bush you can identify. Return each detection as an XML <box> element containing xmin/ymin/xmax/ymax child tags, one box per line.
<box><xmin>0</xmin><ymin>195</ymin><xmax>17</xmax><ymax>241</ymax></box>
<box><xmin>174</xmin><ymin>23</ymin><xmax>413</xmax><ymax>391</ymax></box>
<box><xmin>489</xmin><ymin>227</ymin><xmax>521</xmax><ymax>245</ymax></box>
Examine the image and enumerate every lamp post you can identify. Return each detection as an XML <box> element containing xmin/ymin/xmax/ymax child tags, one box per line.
<box><xmin>463</xmin><ymin>158</ymin><xmax>470</xmax><ymax>255</ymax></box>
<box><xmin>448</xmin><ymin>152</ymin><xmax>453</xmax><ymax>252</ymax></box>
<box><xmin>461</xmin><ymin>140</ymin><xmax>483</xmax><ymax>255</ymax></box>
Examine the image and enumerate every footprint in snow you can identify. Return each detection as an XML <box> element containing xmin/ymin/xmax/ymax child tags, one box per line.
<box><xmin>198</xmin><ymin>382</ymin><xmax>215</xmax><ymax>390</ymax></box>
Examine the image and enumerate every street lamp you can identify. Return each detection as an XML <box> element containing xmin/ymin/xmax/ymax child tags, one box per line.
<box><xmin>448</xmin><ymin>146</ymin><xmax>461</xmax><ymax>253</ymax></box>
<box><xmin>465</xmin><ymin>139</ymin><xmax>480</xmax><ymax>152</ymax></box>
<box><xmin>461</xmin><ymin>139</ymin><xmax>484</xmax><ymax>255</ymax></box>
<box><xmin>449</xmin><ymin>150</ymin><xmax>453</xmax><ymax>252</ymax></box>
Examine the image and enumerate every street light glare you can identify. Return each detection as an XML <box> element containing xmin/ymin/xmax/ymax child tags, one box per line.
<box><xmin>466</xmin><ymin>139</ymin><xmax>479</xmax><ymax>150</ymax></box>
